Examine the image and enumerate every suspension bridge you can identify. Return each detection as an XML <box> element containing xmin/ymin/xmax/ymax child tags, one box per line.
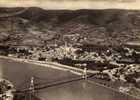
<box><xmin>0</xmin><ymin>8</ymin><xmax>139</xmax><ymax>100</ymax></box>
<box><xmin>10</xmin><ymin>60</ymin><xmax>140</xmax><ymax>100</ymax></box>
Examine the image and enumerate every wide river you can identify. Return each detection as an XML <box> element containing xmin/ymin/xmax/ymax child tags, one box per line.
<box><xmin>0</xmin><ymin>58</ymin><xmax>138</xmax><ymax>100</ymax></box>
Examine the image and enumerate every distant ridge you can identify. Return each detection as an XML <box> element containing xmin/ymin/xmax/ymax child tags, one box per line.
<box><xmin>0</xmin><ymin>7</ymin><xmax>139</xmax><ymax>46</ymax></box>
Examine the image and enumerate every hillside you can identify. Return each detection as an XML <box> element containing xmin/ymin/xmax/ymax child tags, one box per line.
<box><xmin>0</xmin><ymin>7</ymin><xmax>140</xmax><ymax>46</ymax></box>
<box><xmin>0</xmin><ymin>7</ymin><xmax>140</xmax><ymax>95</ymax></box>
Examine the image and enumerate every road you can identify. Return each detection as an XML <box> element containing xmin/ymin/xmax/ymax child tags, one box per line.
<box><xmin>0</xmin><ymin>58</ymin><xmax>138</xmax><ymax>100</ymax></box>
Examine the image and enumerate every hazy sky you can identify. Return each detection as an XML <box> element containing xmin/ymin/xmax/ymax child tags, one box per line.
<box><xmin>0</xmin><ymin>0</ymin><xmax>140</xmax><ymax>9</ymax></box>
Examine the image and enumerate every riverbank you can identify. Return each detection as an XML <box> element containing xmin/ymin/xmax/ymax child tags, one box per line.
<box><xmin>0</xmin><ymin>58</ymin><xmax>137</xmax><ymax>100</ymax></box>
<box><xmin>0</xmin><ymin>55</ymin><xmax>140</xmax><ymax>100</ymax></box>
<box><xmin>0</xmin><ymin>55</ymin><xmax>100</xmax><ymax>76</ymax></box>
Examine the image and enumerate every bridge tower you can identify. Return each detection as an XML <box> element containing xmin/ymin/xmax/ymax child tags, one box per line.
<box><xmin>29</xmin><ymin>77</ymin><xmax>35</xmax><ymax>100</ymax></box>
<box><xmin>29</xmin><ymin>77</ymin><xmax>35</xmax><ymax>93</ymax></box>
<box><xmin>82</xmin><ymin>67</ymin><xmax>87</xmax><ymax>79</ymax></box>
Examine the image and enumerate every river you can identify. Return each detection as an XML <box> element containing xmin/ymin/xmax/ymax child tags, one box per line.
<box><xmin>0</xmin><ymin>58</ymin><xmax>138</xmax><ymax>100</ymax></box>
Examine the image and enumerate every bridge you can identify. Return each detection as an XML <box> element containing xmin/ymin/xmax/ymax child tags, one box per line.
<box><xmin>5</xmin><ymin>57</ymin><xmax>138</xmax><ymax>100</ymax></box>
<box><xmin>0</xmin><ymin>56</ymin><xmax>139</xmax><ymax>100</ymax></box>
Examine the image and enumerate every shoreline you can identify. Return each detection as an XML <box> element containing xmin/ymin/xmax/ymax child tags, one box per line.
<box><xmin>0</xmin><ymin>55</ymin><xmax>140</xmax><ymax>100</ymax></box>
<box><xmin>0</xmin><ymin>55</ymin><xmax>99</xmax><ymax>75</ymax></box>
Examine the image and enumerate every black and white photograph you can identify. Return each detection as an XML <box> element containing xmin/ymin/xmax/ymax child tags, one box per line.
<box><xmin>0</xmin><ymin>0</ymin><xmax>140</xmax><ymax>100</ymax></box>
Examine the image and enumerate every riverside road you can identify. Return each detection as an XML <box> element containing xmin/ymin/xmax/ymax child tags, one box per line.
<box><xmin>0</xmin><ymin>58</ymin><xmax>138</xmax><ymax>100</ymax></box>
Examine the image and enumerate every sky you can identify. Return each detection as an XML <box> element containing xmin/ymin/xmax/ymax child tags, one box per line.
<box><xmin>0</xmin><ymin>0</ymin><xmax>140</xmax><ymax>9</ymax></box>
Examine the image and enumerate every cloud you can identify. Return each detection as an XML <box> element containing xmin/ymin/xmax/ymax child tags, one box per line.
<box><xmin>0</xmin><ymin>0</ymin><xmax>140</xmax><ymax>9</ymax></box>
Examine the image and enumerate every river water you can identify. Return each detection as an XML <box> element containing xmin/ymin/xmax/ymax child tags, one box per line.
<box><xmin>0</xmin><ymin>58</ymin><xmax>138</xmax><ymax>100</ymax></box>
